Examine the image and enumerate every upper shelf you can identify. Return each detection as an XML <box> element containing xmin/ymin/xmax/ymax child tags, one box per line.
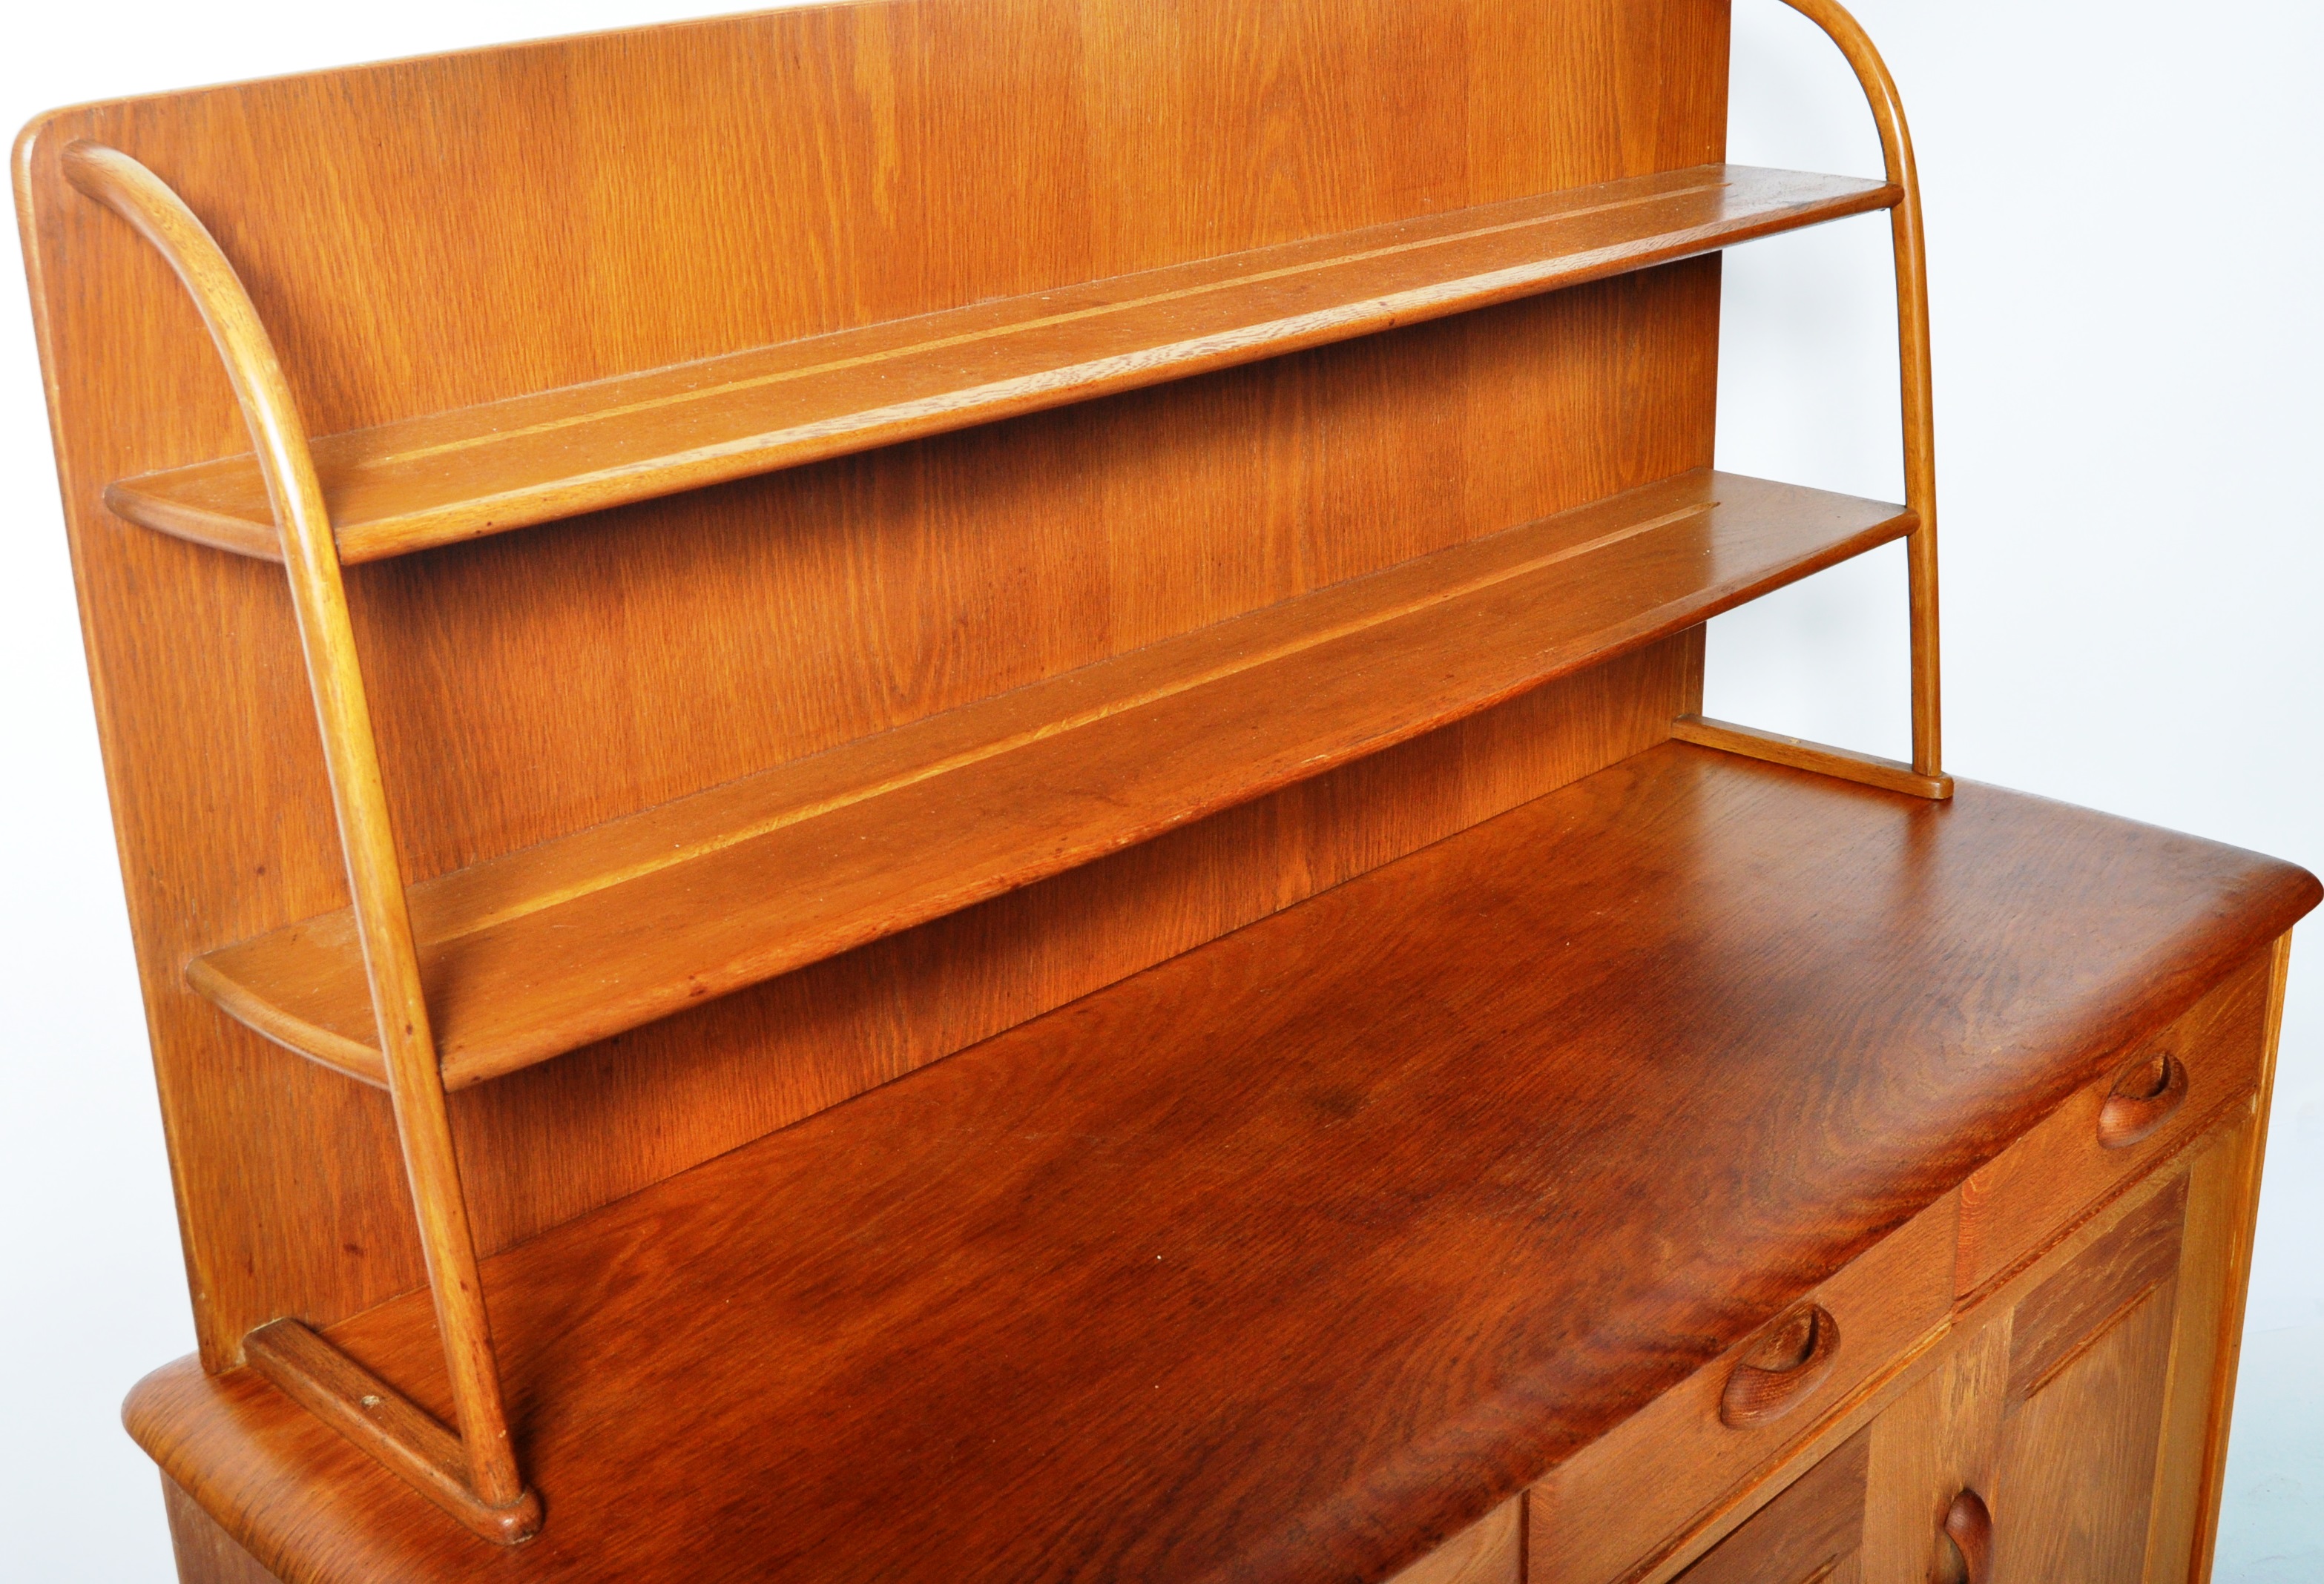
<box><xmin>108</xmin><ymin>165</ymin><xmax>1895</xmax><ymax>564</ymax></box>
<box><xmin>188</xmin><ymin>467</ymin><xmax>1913</xmax><ymax>1089</ymax></box>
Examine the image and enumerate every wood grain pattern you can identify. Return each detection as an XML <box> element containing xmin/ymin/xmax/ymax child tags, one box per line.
<box><xmin>56</xmin><ymin>139</ymin><xmax>529</xmax><ymax>1514</ymax></box>
<box><xmin>1955</xmin><ymin>953</ymin><xmax>2272</xmax><ymax>1301</ymax></box>
<box><xmin>188</xmin><ymin>469</ymin><xmax>1909</xmax><ymax>1089</ymax></box>
<box><xmin>2098</xmin><ymin>1051</ymin><xmax>2192</xmax><ymax>1150</ymax></box>
<box><xmin>242</xmin><ymin>1321</ymin><xmax>539</xmax><ymax>1545</ymax></box>
<box><xmin>20</xmin><ymin>4</ymin><xmax>2309</xmax><ymax>1578</ymax></box>
<box><xmin>2144</xmin><ymin>1115</ymin><xmax>2259</xmax><ymax>1583</ymax></box>
<box><xmin>1636</xmin><ymin>1103</ymin><xmax>2270</xmax><ymax>1584</ymax></box>
<box><xmin>2005</xmin><ymin>1175</ymin><xmax>2187</xmax><ymax>1404</ymax></box>
<box><xmin>1940</xmin><ymin>1491</ymin><xmax>1991</xmax><ymax>1584</ymax></box>
<box><xmin>104</xmin><ymin>166</ymin><xmax>1893</xmax><ymax>564</ymax></box>
<box><xmin>1857</xmin><ymin>1318</ymin><xmax>2007</xmax><ymax>1584</ymax></box>
<box><xmin>1831</xmin><ymin>1110</ymin><xmax>2279</xmax><ymax>1584</ymax></box>
<box><xmin>1530</xmin><ymin>1204</ymin><xmax>1950</xmax><ymax>1584</ymax></box>
<box><xmin>1671</xmin><ymin>1428</ymin><xmax>1870</xmax><ymax>1584</ymax></box>
<box><xmin>1719</xmin><ymin>1304</ymin><xmax>1846</xmax><ymax>1430</ymax></box>
<box><xmin>16</xmin><ymin>0</ymin><xmax>1738</xmax><ymax>1371</ymax></box>
<box><xmin>119</xmin><ymin>749</ymin><xmax>2317</xmax><ymax>1584</ymax></box>
<box><xmin>1992</xmin><ymin>1279</ymin><xmax>2180</xmax><ymax>1582</ymax></box>
<box><xmin>1773</xmin><ymin>0</ymin><xmax>1943</xmax><ymax>780</ymax></box>
<box><xmin>1670</xmin><ymin>714</ymin><xmax>1951</xmax><ymax>800</ymax></box>
<box><xmin>163</xmin><ymin>1477</ymin><xmax>280</xmax><ymax>1584</ymax></box>
<box><xmin>2188</xmin><ymin>934</ymin><xmax>2297</xmax><ymax>1583</ymax></box>
<box><xmin>1386</xmin><ymin>1497</ymin><xmax>1521</xmax><ymax>1584</ymax></box>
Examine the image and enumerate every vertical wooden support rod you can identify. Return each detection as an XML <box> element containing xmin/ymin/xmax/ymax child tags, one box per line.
<box><xmin>1774</xmin><ymin>0</ymin><xmax>1943</xmax><ymax>779</ymax></box>
<box><xmin>60</xmin><ymin>142</ymin><xmax>531</xmax><ymax>1523</ymax></box>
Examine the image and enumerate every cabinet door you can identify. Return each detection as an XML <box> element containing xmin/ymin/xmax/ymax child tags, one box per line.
<box><xmin>1859</xmin><ymin>1115</ymin><xmax>2259</xmax><ymax>1584</ymax></box>
<box><xmin>1985</xmin><ymin>1116</ymin><xmax>2256</xmax><ymax>1584</ymax></box>
<box><xmin>1986</xmin><ymin>1175</ymin><xmax>2187</xmax><ymax>1580</ymax></box>
<box><xmin>1672</xmin><ymin>1428</ymin><xmax>1871</xmax><ymax>1584</ymax></box>
<box><xmin>1534</xmin><ymin>1107</ymin><xmax>2262</xmax><ymax>1584</ymax></box>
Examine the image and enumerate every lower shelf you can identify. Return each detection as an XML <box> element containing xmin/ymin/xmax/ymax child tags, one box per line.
<box><xmin>190</xmin><ymin>468</ymin><xmax>1910</xmax><ymax>1089</ymax></box>
<box><xmin>128</xmin><ymin>744</ymin><xmax>2317</xmax><ymax>1584</ymax></box>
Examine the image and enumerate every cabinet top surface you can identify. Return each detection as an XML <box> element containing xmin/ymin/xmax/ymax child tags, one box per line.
<box><xmin>128</xmin><ymin>745</ymin><xmax>2320</xmax><ymax>1584</ymax></box>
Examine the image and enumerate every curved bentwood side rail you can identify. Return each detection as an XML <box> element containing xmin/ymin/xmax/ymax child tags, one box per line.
<box><xmin>1678</xmin><ymin>0</ymin><xmax>1947</xmax><ymax>796</ymax></box>
<box><xmin>59</xmin><ymin>142</ymin><xmax>540</xmax><ymax>1544</ymax></box>
<box><xmin>1785</xmin><ymin>0</ymin><xmax>1942</xmax><ymax>784</ymax></box>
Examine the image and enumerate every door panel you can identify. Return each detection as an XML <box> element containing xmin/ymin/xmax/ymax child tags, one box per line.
<box><xmin>2004</xmin><ymin>1176</ymin><xmax>2186</xmax><ymax>1403</ymax></box>
<box><xmin>1673</xmin><ymin>1429</ymin><xmax>1871</xmax><ymax>1584</ymax></box>
<box><xmin>1859</xmin><ymin>1321</ymin><xmax>2009</xmax><ymax>1583</ymax></box>
<box><xmin>2144</xmin><ymin>1112</ymin><xmax>2260</xmax><ymax>1583</ymax></box>
<box><xmin>1992</xmin><ymin>1278</ymin><xmax>2179</xmax><ymax>1581</ymax></box>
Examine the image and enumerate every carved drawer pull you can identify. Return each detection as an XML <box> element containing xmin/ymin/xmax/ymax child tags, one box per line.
<box><xmin>1943</xmin><ymin>1488</ymin><xmax>1993</xmax><ymax>1584</ymax></box>
<box><xmin>2096</xmin><ymin>1051</ymin><xmax>2188</xmax><ymax>1149</ymax></box>
<box><xmin>1718</xmin><ymin>1304</ymin><xmax>1840</xmax><ymax>1428</ymax></box>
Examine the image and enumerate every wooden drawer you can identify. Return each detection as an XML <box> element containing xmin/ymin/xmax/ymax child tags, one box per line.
<box><xmin>1527</xmin><ymin>1193</ymin><xmax>1955</xmax><ymax>1584</ymax></box>
<box><xmin>1955</xmin><ymin>953</ymin><xmax>2271</xmax><ymax>1298</ymax></box>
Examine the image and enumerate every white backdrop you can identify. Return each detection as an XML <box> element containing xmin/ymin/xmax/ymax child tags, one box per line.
<box><xmin>2</xmin><ymin>4</ymin><xmax>2317</xmax><ymax>1579</ymax></box>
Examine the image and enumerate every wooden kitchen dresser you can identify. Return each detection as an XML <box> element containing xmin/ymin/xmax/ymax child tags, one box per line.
<box><xmin>13</xmin><ymin>1</ymin><xmax>2311</xmax><ymax>1581</ymax></box>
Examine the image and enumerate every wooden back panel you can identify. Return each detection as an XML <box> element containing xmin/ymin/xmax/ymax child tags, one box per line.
<box><xmin>14</xmin><ymin>0</ymin><xmax>1731</xmax><ymax>1367</ymax></box>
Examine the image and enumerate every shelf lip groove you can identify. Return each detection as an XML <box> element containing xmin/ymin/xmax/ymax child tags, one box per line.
<box><xmin>105</xmin><ymin>165</ymin><xmax>1896</xmax><ymax>564</ymax></box>
<box><xmin>184</xmin><ymin>468</ymin><xmax>1914</xmax><ymax>1090</ymax></box>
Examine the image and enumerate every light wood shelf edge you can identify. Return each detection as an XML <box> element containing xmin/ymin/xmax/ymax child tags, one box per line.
<box><xmin>184</xmin><ymin>472</ymin><xmax>1914</xmax><ymax>1091</ymax></box>
<box><xmin>96</xmin><ymin>164</ymin><xmax>1897</xmax><ymax>565</ymax></box>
